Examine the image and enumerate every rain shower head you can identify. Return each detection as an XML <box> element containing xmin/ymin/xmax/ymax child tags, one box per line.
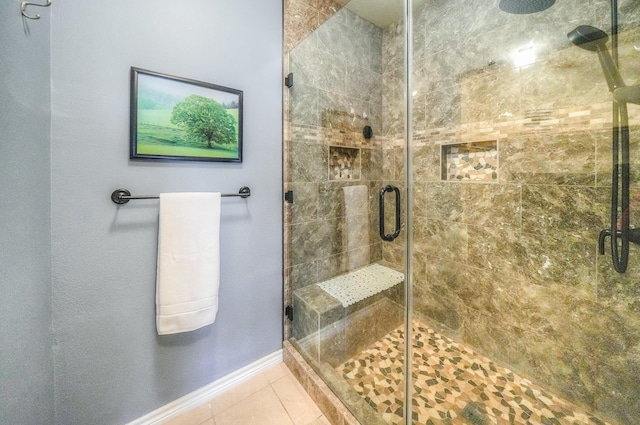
<box><xmin>499</xmin><ymin>0</ymin><xmax>555</xmax><ymax>14</ymax></box>
<box><xmin>567</xmin><ymin>25</ymin><xmax>626</xmax><ymax>92</ymax></box>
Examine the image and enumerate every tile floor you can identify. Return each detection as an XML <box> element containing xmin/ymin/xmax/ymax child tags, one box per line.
<box><xmin>163</xmin><ymin>324</ymin><xmax>614</xmax><ymax>425</ymax></box>
<box><xmin>338</xmin><ymin>321</ymin><xmax>611</xmax><ymax>425</ymax></box>
<box><xmin>165</xmin><ymin>363</ymin><xmax>329</xmax><ymax>425</ymax></box>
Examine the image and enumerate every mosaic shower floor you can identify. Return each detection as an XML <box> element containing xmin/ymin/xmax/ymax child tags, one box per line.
<box><xmin>336</xmin><ymin>322</ymin><xmax>611</xmax><ymax>425</ymax></box>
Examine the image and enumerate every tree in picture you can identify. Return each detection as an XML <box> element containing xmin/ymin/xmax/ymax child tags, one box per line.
<box><xmin>170</xmin><ymin>95</ymin><xmax>237</xmax><ymax>149</ymax></box>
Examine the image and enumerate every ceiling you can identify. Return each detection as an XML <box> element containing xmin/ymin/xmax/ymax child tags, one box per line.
<box><xmin>337</xmin><ymin>0</ymin><xmax>428</xmax><ymax>28</ymax></box>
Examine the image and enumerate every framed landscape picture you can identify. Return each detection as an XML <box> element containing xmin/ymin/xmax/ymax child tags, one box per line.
<box><xmin>130</xmin><ymin>67</ymin><xmax>243</xmax><ymax>162</ymax></box>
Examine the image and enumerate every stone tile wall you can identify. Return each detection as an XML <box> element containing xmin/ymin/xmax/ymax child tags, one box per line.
<box><xmin>284</xmin><ymin>0</ymin><xmax>343</xmax><ymax>53</ymax></box>
<box><xmin>287</xmin><ymin>8</ymin><xmax>387</xmax><ymax>276</ymax></box>
<box><xmin>284</xmin><ymin>0</ymin><xmax>344</xmax><ymax>340</ymax></box>
<box><xmin>284</xmin><ymin>5</ymin><xmax>393</xmax><ymax>340</ymax></box>
<box><xmin>405</xmin><ymin>2</ymin><xmax>640</xmax><ymax>424</ymax></box>
<box><xmin>285</xmin><ymin>1</ymin><xmax>640</xmax><ymax>425</ymax></box>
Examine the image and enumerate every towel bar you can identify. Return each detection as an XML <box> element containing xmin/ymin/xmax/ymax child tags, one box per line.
<box><xmin>111</xmin><ymin>186</ymin><xmax>251</xmax><ymax>205</ymax></box>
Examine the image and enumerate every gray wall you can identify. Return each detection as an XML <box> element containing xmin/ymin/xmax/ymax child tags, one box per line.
<box><xmin>0</xmin><ymin>4</ymin><xmax>54</xmax><ymax>425</ymax></box>
<box><xmin>2</xmin><ymin>1</ymin><xmax>282</xmax><ymax>424</ymax></box>
<box><xmin>50</xmin><ymin>1</ymin><xmax>282</xmax><ymax>423</ymax></box>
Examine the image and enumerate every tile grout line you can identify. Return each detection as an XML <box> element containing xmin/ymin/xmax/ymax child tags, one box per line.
<box><xmin>271</xmin><ymin>373</ymin><xmax>325</xmax><ymax>425</ymax></box>
<box><xmin>209</xmin><ymin>382</ymin><xmax>270</xmax><ymax>421</ymax></box>
<box><xmin>271</xmin><ymin>381</ymin><xmax>298</xmax><ymax>425</ymax></box>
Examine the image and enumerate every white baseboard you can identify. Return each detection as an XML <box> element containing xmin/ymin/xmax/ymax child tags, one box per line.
<box><xmin>126</xmin><ymin>349</ymin><xmax>284</xmax><ymax>425</ymax></box>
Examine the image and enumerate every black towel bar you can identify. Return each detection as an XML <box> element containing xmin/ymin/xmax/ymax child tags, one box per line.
<box><xmin>110</xmin><ymin>187</ymin><xmax>251</xmax><ymax>205</ymax></box>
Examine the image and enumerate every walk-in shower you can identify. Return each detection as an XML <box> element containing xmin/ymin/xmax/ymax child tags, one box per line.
<box><xmin>284</xmin><ymin>0</ymin><xmax>640</xmax><ymax>424</ymax></box>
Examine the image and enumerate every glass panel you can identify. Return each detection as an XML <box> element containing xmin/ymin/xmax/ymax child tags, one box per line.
<box><xmin>411</xmin><ymin>1</ymin><xmax>640</xmax><ymax>424</ymax></box>
<box><xmin>284</xmin><ymin>0</ymin><xmax>408</xmax><ymax>423</ymax></box>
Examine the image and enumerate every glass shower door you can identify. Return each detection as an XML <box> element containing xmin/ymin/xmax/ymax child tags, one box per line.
<box><xmin>284</xmin><ymin>0</ymin><xmax>409</xmax><ymax>423</ymax></box>
<box><xmin>408</xmin><ymin>1</ymin><xmax>640</xmax><ymax>424</ymax></box>
<box><xmin>283</xmin><ymin>0</ymin><xmax>640</xmax><ymax>423</ymax></box>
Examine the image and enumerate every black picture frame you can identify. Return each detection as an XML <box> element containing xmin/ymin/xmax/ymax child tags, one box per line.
<box><xmin>130</xmin><ymin>67</ymin><xmax>243</xmax><ymax>163</ymax></box>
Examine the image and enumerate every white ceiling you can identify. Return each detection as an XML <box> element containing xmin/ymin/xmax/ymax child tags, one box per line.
<box><xmin>337</xmin><ymin>0</ymin><xmax>428</xmax><ymax>28</ymax></box>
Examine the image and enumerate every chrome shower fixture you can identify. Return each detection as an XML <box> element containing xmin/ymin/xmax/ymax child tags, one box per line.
<box><xmin>499</xmin><ymin>0</ymin><xmax>555</xmax><ymax>14</ymax></box>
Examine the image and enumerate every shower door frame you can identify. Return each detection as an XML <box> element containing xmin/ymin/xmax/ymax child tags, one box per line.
<box><xmin>401</xmin><ymin>0</ymin><xmax>414</xmax><ymax>423</ymax></box>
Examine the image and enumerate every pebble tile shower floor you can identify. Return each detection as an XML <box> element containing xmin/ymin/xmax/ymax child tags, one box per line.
<box><xmin>336</xmin><ymin>322</ymin><xmax>611</xmax><ymax>425</ymax></box>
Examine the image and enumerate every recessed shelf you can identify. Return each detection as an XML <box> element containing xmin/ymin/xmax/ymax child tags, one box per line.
<box><xmin>441</xmin><ymin>141</ymin><xmax>498</xmax><ymax>182</ymax></box>
<box><xmin>329</xmin><ymin>146</ymin><xmax>361</xmax><ymax>180</ymax></box>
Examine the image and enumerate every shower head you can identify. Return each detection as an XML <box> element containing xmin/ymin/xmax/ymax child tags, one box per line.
<box><xmin>567</xmin><ymin>25</ymin><xmax>625</xmax><ymax>92</ymax></box>
<box><xmin>567</xmin><ymin>25</ymin><xmax>610</xmax><ymax>51</ymax></box>
<box><xmin>499</xmin><ymin>0</ymin><xmax>555</xmax><ymax>14</ymax></box>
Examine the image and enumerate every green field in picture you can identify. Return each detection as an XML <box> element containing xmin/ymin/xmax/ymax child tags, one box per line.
<box><xmin>136</xmin><ymin>108</ymin><xmax>239</xmax><ymax>159</ymax></box>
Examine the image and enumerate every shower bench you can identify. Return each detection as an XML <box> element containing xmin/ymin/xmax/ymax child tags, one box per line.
<box><xmin>292</xmin><ymin>263</ymin><xmax>404</xmax><ymax>366</ymax></box>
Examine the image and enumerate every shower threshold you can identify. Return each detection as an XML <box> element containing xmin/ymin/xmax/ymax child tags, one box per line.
<box><xmin>337</xmin><ymin>321</ymin><xmax>612</xmax><ymax>425</ymax></box>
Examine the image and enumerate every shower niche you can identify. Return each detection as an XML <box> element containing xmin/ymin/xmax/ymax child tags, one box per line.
<box><xmin>441</xmin><ymin>140</ymin><xmax>498</xmax><ymax>181</ymax></box>
<box><xmin>329</xmin><ymin>146</ymin><xmax>361</xmax><ymax>180</ymax></box>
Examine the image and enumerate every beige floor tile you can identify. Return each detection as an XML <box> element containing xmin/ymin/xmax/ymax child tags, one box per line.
<box><xmin>214</xmin><ymin>386</ymin><xmax>294</xmax><ymax>425</ymax></box>
<box><xmin>307</xmin><ymin>417</ymin><xmax>331</xmax><ymax>425</ymax></box>
<box><xmin>272</xmin><ymin>373</ymin><xmax>323</xmax><ymax>425</ymax></box>
<box><xmin>164</xmin><ymin>402</ymin><xmax>212</xmax><ymax>425</ymax></box>
<box><xmin>262</xmin><ymin>362</ymin><xmax>291</xmax><ymax>383</ymax></box>
<box><xmin>209</xmin><ymin>373</ymin><xmax>271</xmax><ymax>415</ymax></box>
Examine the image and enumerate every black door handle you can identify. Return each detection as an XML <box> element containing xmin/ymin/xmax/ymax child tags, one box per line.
<box><xmin>379</xmin><ymin>185</ymin><xmax>401</xmax><ymax>241</ymax></box>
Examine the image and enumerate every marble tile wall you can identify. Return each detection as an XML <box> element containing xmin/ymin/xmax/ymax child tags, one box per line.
<box><xmin>288</xmin><ymin>8</ymin><xmax>384</xmax><ymax>134</ymax></box>
<box><xmin>284</xmin><ymin>0</ymin><xmax>344</xmax><ymax>340</ymax></box>
<box><xmin>286</xmin><ymin>1</ymin><xmax>640</xmax><ymax>425</ymax></box>
<box><xmin>406</xmin><ymin>2</ymin><xmax>640</xmax><ymax>425</ymax></box>
<box><xmin>284</xmin><ymin>5</ymin><xmax>390</xmax><ymax>343</ymax></box>
<box><xmin>284</xmin><ymin>0</ymin><xmax>343</xmax><ymax>53</ymax></box>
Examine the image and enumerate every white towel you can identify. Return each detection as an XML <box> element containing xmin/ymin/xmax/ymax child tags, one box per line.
<box><xmin>342</xmin><ymin>185</ymin><xmax>370</xmax><ymax>270</ymax></box>
<box><xmin>343</xmin><ymin>185</ymin><xmax>368</xmax><ymax>222</ymax></box>
<box><xmin>156</xmin><ymin>192</ymin><xmax>221</xmax><ymax>335</ymax></box>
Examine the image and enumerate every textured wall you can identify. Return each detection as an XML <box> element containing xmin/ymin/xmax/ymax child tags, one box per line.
<box><xmin>284</xmin><ymin>0</ymin><xmax>342</xmax><ymax>52</ymax></box>
<box><xmin>286</xmin><ymin>0</ymin><xmax>640</xmax><ymax>424</ymax></box>
<box><xmin>0</xmin><ymin>4</ymin><xmax>54</xmax><ymax>425</ymax></box>
<box><xmin>406</xmin><ymin>2</ymin><xmax>640</xmax><ymax>424</ymax></box>
<box><xmin>50</xmin><ymin>1</ymin><xmax>282</xmax><ymax>424</ymax></box>
<box><xmin>286</xmin><ymin>7</ymin><xmax>386</xmax><ymax>306</ymax></box>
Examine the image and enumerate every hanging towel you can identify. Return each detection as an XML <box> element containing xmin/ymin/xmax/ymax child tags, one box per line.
<box><xmin>342</xmin><ymin>185</ymin><xmax>370</xmax><ymax>270</ymax></box>
<box><xmin>156</xmin><ymin>192</ymin><xmax>221</xmax><ymax>335</ymax></box>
